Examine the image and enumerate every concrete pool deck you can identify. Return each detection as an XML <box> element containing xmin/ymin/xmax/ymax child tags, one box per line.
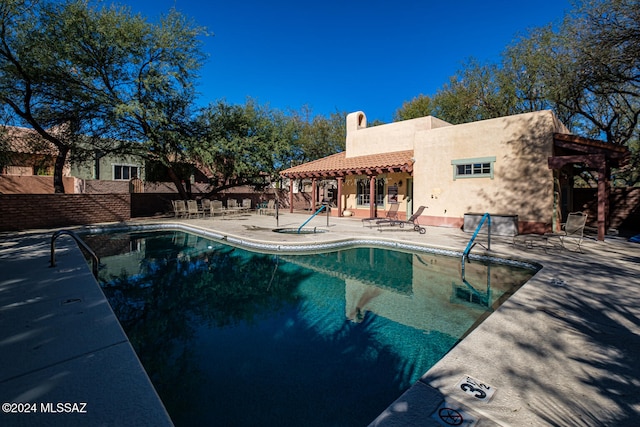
<box><xmin>1</xmin><ymin>211</ymin><xmax>639</xmax><ymax>426</ymax></box>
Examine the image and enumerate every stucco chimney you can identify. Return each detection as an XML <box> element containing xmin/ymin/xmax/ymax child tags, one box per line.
<box><xmin>346</xmin><ymin>111</ymin><xmax>366</xmax><ymax>155</ymax></box>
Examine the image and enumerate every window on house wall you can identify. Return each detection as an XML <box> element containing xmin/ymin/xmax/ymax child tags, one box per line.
<box><xmin>451</xmin><ymin>157</ymin><xmax>496</xmax><ymax>180</ymax></box>
<box><xmin>356</xmin><ymin>177</ymin><xmax>385</xmax><ymax>206</ymax></box>
<box><xmin>113</xmin><ymin>164</ymin><xmax>139</xmax><ymax>181</ymax></box>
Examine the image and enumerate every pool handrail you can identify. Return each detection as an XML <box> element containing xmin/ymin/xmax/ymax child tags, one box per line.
<box><xmin>297</xmin><ymin>205</ymin><xmax>327</xmax><ymax>234</ymax></box>
<box><xmin>50</xmin><ymin>229</ymin><xmax>100</xmax><ymax>279</ymax></box>
<box><xmin>461</xmin><ymin>213</ymin><xmax>491</xmax><ymax>280</ymax></box>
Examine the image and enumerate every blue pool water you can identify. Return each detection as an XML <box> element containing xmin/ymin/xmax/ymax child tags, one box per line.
<box><xmin>85</xmin><ymin>230</ymin><xmax>535</xmax><ymax>426</ymax></box>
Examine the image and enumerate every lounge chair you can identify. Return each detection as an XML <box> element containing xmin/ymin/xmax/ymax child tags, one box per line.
<box><xmin>378</xmin><ymin>205</ymin><xmax>427</xmax><ymax>234</ymax></box>
<box><xmin>172</xmin><ymin>200</ymin><xmax>187</xmax><ymax>218</ymax></box>
<box><xmin>200</xmin><ymin>198</ymin><xmax>211</xmax><ymax>216</ymax></box>
<box><xmin>186</xmin><ymin>200</ymin><xmax>202</xmax><ymax>218</ymax></box>
<box><xmin>241</xmin><ymin>198</ymin><xmax>252</xmax><ymax>212</ymax></box>
<box><xmin>209</xmin><ymin>200</ymin><xmax>226</xmax><ymax>217</ymax></box>
<box><xmin>362</xmin><ymin>204</ymin><xmax>399</xmax><ymax>227</ymax></box>
<box><xmin>226</xmin><ymin>199</ymin><xmax>242</xmax><ymax>215</ymax></box>
<box><xmin>546</xmin><ymin>212</ymin><xmax>588</xmax><ymax>252</ymax></box>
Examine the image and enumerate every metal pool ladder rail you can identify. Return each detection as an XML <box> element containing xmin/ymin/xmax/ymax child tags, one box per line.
<box><xmin>297</xmin><ymin>204</ymin><xmax>329</xmax><ymax>233</ymax></box>
<box><xmin>50</xmin><ymin>230</ymin><xmax>100</xmax><ymax>279</ymax></box>
<box><xmin>461</xmin><ymin>213</ymin><xmax>491</xmax><ymax>280</ymax></box>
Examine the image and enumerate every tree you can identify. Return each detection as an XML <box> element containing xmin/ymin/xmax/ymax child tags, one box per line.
<box><xmin>393</xmin><ymin>0</ymin><xmax>638</xmax><ymax>183</ymax></box>
<box><xmin>288</xmin><ymin>106</ymin><xmax>345</xmax><ymax>165</ymax></box>
<box><xmin>554</xmin><ymin>0</ymin><xmax>640</xmax><ymax>146</ymax></box>
<box><xmin>190</xmin><ymin>99</ymin><xmax>295</xmax><ymax>192</ymax></box>
<box><xmin>394</xmin><ymin>59</ymin><xmax>526</xmax><ymax>125</ymax></box>
<box><xmin>0</xmin><ymin>0</ymin><xmax>121</xmax><ymax>192</ymax></box>
<box><xmin>506</xmin><ymin>0</ymin><xmax>639</xmax><ymax>182</ymax></box>
<box><xmin>100</xmin><ymin>7</ymin><xmax>208</xmax><ymax>199</ymax></box>
<box><xmin>0</xmin><ymin>0</ymin><xmax>208</xmax><ymax>195</ymax></box>
<box><xmin>394</xmin><ymin>94</ymin><xmax>436</xmax><ymax>121</ymax></box>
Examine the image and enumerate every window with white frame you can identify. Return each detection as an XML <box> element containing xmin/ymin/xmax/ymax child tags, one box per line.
<box><xmin>451</xmin><ymin>157</ymin><xmax>496</xmax><ymax>180</ymax></box>
<box><xmin>356</xmin><ymin>177</ymin><xmax>385</xmax><ymax>206</ymax></box>
<box><xmin>113</xmin><ymin>164</ymin><xmax>140</xmax><ymax>180</ymax></box>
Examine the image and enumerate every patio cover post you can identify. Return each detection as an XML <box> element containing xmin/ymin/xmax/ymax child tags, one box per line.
<box><xmin>289</xmin><ymin>178</ymin><xmax>294</xmax><ymax>213</ymax></box>
<box><xmin>369</xmin><ymin>175</ymin><xmax>376</xmax><ymax>219</ymax></box>
<box><xmin>311</xmin><ymin>178</ymin><xmax>317</xmax><ymax>211</ymax></box>
<box><xmin>597</xmin><ymin>163</ymin><xmax>609</xmax><ymax>241</ymax></box>
<box><xmin>337</xmin><ymin>177</ymin><xmax>343</xmax><ymax>217</ymax></box>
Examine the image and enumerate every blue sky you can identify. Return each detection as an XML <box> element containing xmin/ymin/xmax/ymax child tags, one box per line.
<box><xmin>114</xmin><ymin>0</ymin><xmax>572</xmax><ymax>122</ymax></box>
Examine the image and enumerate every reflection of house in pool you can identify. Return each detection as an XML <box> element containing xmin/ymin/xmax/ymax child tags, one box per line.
<box><xmin>285</xmin><ymin>249</ymin><xmax>534</xmax><ymax>339</ymax></box>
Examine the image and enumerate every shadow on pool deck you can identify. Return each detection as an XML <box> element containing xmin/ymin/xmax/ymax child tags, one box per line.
<box><xmin>1</xmin><ymin>212</ymin><xmax>639</xmax><ymax>426</ymax></box>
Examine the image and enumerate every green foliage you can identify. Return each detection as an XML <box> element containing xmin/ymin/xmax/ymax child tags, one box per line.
<box><xmin>188</xmin><ymin>101</ymin><xmax>346</xmax><ymax>191</ymax></box>
<box><xmin>509</xmin><ymin>0</ymin><xmax>640</xmax><ymax>182</ymax></box>
<box><xmin>394</xmin><ymin>0</ymin><xmax>639</xmax><ymax>139</ymax></box>
<box><xmin>190</xmin><ymin>99</ymin><xmax>293</xmax><ymax>190</ymax></box>
<box><xmin>0</xmin><ymin>0</ymin><xmax>208</xmax><ymax>194</ymax></box>
<box><xmin>394</xmin><ymin>94</ymin><xmax>436</xmax><ymax>121</ymax></box>
<box><xmin>288</xmin><ymin>106</ymin><xmax>346</xmax><ymax>165</ymax></box>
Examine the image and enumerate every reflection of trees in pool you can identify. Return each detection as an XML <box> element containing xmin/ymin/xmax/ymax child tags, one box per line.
<box><xmin>98</xmin><ymin>237</ymin><xmax>310</xmax><ymax>414</ymax></box>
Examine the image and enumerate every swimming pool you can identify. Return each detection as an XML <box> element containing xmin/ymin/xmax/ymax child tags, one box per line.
<box><xmin>85</xmin><ymin>229</ymin><xmax>536</xmax><ymax>426</ymax></box>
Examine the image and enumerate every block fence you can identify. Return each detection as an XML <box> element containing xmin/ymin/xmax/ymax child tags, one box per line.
<box><xmin>0</xmin><ymin>194</ymin><xmax>131</xmax><ymax>232</ymax></box>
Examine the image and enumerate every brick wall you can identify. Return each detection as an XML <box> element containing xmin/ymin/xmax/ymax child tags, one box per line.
<box><xmin>0</xmin><ymin>175</ymin><xmax>77</xmax><ymax>193</ymax></box>
<box><xmin>80</xmin><ymin>179</ymin><xmax>130</xmax><ymax>194</ymax></box>
<box><xmin>0</xmin><ymin>194</ymin><xmax>131</xmax><ymax>231</ymax></box>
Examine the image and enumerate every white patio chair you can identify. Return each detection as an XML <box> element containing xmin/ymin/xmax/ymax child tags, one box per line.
<box><xmin>172</xmin><ymin>200</ymin><xmax>187</xmax><ymax>218</ymax></box>
<box><xmin>546</xmin><ymin>212</ymin><xmax>588</xmax><ymax>252</ymax></box>
<box><xmin>186</xmin><ymin>200</ymin><xmax>201</xmax><ymax>218</ymax></box>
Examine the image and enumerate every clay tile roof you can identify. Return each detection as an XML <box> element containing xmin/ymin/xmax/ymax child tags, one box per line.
<box><xmin>2</xmin><ymin>126</ymin><xmax>59</xmax><ymax>155</ymax></box>
<box><xmin>281</xmin><ymin>150</ymin><xmax>414</xmax><ymax>178</ymax></box>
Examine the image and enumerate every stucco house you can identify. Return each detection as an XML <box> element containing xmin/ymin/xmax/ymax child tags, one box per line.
<box><xmin>1</xmin><ymin>125</ymin><xmax>146</xmax><ymax>181</ymax></box>
<box><xmin>1</xmin><ymin>125</ymin><xmax>147</xmax><ymax>193</ymax></box>
<box><xmin>280</xmin><ymin>110</ymin><xmax>628</xmax><ymax>241</ymax></box>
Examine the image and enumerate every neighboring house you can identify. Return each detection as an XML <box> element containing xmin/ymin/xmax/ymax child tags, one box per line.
<box><xmin>0</xmin><ymin>126</ymin><xmax>67</xmax><ymax>176</ymax></box>
<box><xmin>0</xmin><ymin>124</ymin><xmax>212</xmax><ymax>195</ymax></box>
<box><xmin>280</xmin><ymin>110</ymin><xmax>628</xmax><ymax>241</ymax></box>
<box><xmin>1</xmin><ymin>125</ymin><xmax>145</xmax><ymax>182</ymax></box>
<box><xmin>0</xmin><ymin>125</ymin><xmax>146</xmax><ymax>193</ymax></box>
<box><xmin>71</xmin><ymin>151</ymin><xmax>145</xmax><ymax>182</ymax></box>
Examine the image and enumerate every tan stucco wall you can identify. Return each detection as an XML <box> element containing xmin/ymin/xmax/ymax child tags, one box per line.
<box><xmin>346</xmin><ymin>111</ymin><xmax>452</xmax><ymax>158</ymax></box>
<box><xmin>412</xmin><ymin>110</ymin><xmax>563</xmax><ymax>226</ymax></box>
<box><xmin>339</xmin><ymin>109</ymin><xmax>570</xmax><ymax>228</ymax></box>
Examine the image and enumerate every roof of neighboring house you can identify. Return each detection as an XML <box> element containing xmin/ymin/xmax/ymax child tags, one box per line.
<box><xmin>2</xmin><ymin>126</ymin><xmax>59</xmax><ymax>156</ymax></box>
<box><xmin>280</xmin><ymin>150</ymin><xmax>414</xmax><ymax>178</ymax></box>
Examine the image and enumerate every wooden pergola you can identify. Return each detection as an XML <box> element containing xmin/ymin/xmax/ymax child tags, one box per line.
<box><xmin>280</xmin><ymin>150</ymin><xmax>414</xmax><ymax>218</ymax></box>
<box><xmin>548</xmin><ymin>133</ymin><xmax>629</xmax><ymax>241</ymax></box>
